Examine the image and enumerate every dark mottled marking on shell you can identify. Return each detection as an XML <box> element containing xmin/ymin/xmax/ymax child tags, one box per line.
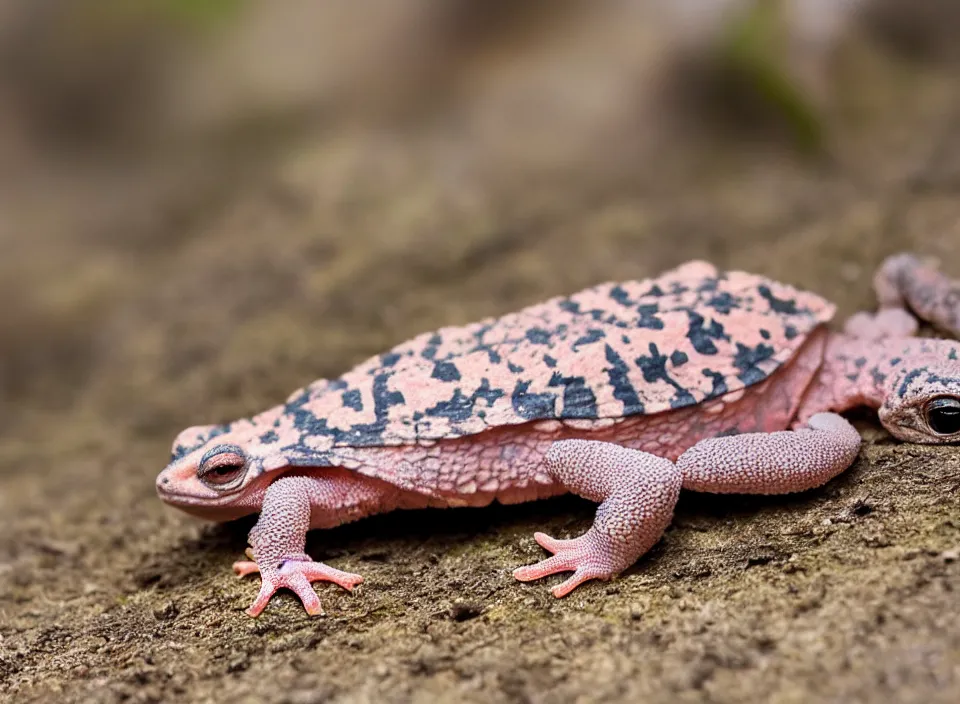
<box><xmin>707</xmin><ymin>292</ymin><xmax>738</xmax><ymax>314</ymax></box>
<box><xmin>686</xmin><ymin>310</ymin><xmax>729</xmax><ymax>355</ymax></box>
<box><xmin>636</xmin><ymin>304</ymin><xmax>665</xmax><ymax>330</ymax></box>
<box><xmin>207</xmin><ymin>261</ymin><xmax>834</xmax><ymax>454</ymax></box>
<box><xmin>432</xmin><ymin>361</ymin><xmax>461</xmax><ymax>382</ymax></box>
<box><xmin>511</xmin><ymin>380</ymin><xmax>556</xmax><ymax>419</ymax></box>
<box><xmin>732</xmin><ymin>342</ymin><xmax>776</xmax><ymax>384</ymax></box>
<box><xmin>341</xmin><ymin>389</ymin><xmax>363</xmax><ymax>411</ymax></box>
<box><xmin>574</xmin><ymin>329</ymin><xmax>606</xmax><ymax>348</ymax></box>
<box><xmin>605</xmin><ymin>344</ymin><xmax>645</xmax><ymax>415</ymax></box>
<box><xmin>548</xmin><ymin>371</ymin><xmax>599</xmax><ymax>418</ymax></box>
<box><xmin>702</xmin><ymin>368</ymin><xmax>728</xmax><ymax>396</ymax></box>
<box><xmin>525</xmin><ymin>328</ymin><xmax>551</xmax><ymax>345</ymax></box>
<box><xmin>609</xmin><ymin>285</ymin><xmax>633</xmax><ymax>306</ymax></box>
<box><xmin>758</xmin><ymin>285</ymin><xmax>799</xmax><ymax>314</ymax></box>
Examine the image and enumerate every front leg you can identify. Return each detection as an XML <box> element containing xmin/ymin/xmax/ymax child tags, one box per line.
<box><xmin>234</xmin><ymin>474</ymin><xmax>365</xmax><ymax>617</ymax></box>
<box><xmin>678</xmin><ymin>412</ymin><xmax>861</xmax><ymax>494</ymax></box>
<box><xmin>513</xmin><ymin>441</ymin><xmax>682</xmax><ymax>597</ymax></box>
<box><xmin>845</xmin><ymin>253</ymin><xmax>960</xmax><ymax>339</ymax></box>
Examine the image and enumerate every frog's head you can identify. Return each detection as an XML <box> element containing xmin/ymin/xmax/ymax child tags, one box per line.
<box><xmin>878</xmin><ymin>340</ymin><xmax>960</xmax><ymax>444</ymax></box>
<box><xmin>155</xmin><ymin>412</ymin><xmax>297</xmax><ymax>520</ymax></box>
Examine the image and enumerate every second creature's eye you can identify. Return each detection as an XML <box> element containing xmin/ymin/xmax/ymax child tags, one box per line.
<box><xmin>925</xmin><ymin>397</ymin><xmax>960</xmax><ymax>436</ymax></box>
<box><xmin>197</xmin><ymin>446</ymin><xmax>247</xmax><ymax>490</ymax></box>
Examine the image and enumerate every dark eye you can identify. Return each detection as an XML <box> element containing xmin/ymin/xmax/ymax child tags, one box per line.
<box><xmin>925</xmin><ymin>397</ymin><xmax>960</xmax><ymax>436</ymax></box>
<box><xmin>197</xmin><ymin>447</ymin><xmax>247</xmax><ymax>490</ymax></box>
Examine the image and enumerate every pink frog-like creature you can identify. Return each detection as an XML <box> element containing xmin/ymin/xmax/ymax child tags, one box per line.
<box><xmin>156</xmin><ymin>253</ymin><xmax>960</xmax><ymax>617</ymax></box>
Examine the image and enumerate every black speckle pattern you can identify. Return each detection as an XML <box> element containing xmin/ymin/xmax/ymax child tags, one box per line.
<box><xmin>233</xmin><ymin>260</ymin><xmax>833</xmax><ymax>450</ymax></box>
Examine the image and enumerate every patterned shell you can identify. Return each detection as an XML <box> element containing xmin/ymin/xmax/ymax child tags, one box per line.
<box><xmin>271</xmin><ymin>261</ymin><xmax>835</xmax><ymax>452</ymax></box>
<box><xmin>170</xmin><ymin>261</ymin><xmax>835</xmax><ymax>463</ymax></box>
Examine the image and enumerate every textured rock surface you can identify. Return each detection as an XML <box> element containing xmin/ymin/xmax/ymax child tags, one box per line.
<box><xmin>3</xmin><ymin>4</ymin><xmax>960</xmax><ymax>702</ymax></box>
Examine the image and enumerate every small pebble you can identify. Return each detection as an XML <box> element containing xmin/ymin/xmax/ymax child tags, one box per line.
<box><xmin>152</xmin><ymin>601</ymin><xmax>179</xmax><ymax>621</ymax></box>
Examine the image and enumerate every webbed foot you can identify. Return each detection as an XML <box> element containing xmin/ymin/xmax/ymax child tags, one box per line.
<box><xmin>233</xmin><ymin>548</ymin><xmax>363</xmax><ymax>617</ymax></box>
<box><xmin>513</xmin><ymin>529</ymin><xmax>624</xmax><ymax>598</ymax></box>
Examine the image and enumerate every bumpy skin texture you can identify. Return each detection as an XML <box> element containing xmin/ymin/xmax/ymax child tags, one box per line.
<box><xmin>156</xmin><ymin>253</ymin><xmax>960</xmax><ymax>617</ymax></box>
<box><xmin>678</xmin><ymin>413</ymin><xmax>862</xmax><ymax>494</ymax></box>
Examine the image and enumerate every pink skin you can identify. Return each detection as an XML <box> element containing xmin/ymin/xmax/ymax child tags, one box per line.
<box><xmin>156</xmin><ymin>254</ymin><xmax>960</xmax><ymax>616</ymax></box>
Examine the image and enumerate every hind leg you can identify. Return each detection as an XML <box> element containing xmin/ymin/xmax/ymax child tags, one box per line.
<box><xmin>678</xmin><ymin>413</ymin><xmax>861</xmax><ymax>494</ymax></box>
<box><xmin>513</xmin><ymin>440</ymin><xmax>681</xmax><ymax>597</ymax></box>
<box><xmin>845</xmin><ymin>253</ymin><xmax>960</xmax><ymax>339</ymax></box>
<box><xmin>514</xmin><ymin>415</ymin><xmax>861</xmax><ymax>597</ymax></box>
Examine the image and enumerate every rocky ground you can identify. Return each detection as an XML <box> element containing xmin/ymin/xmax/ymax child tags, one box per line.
<box><xmin>2</xmin><ymin>3</ymin><xmax>960</xmax><ymax>702</ymax></box>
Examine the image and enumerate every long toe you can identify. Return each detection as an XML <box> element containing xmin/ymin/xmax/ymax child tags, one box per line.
<box><xmin>283</xmin><ymin>571</ymin><xmax>324</xmax><ymax>616</ymax></box>
<box><xmin>232</xmin><ymin>560</ymin><xmax>260</xmax><ymax>578</ymax></box>
<box><xmin>245</xmin><ymin>577</ymin><xmax>279</xmax><ymax>618</ymax></box>
<box><xmin>513</xmin><ymin>552</ymin><xmax>577</xmax><ymax>583</ymax></box>
<box><xmin>552</xmin><ymin>567</ymin><xmax>606</xmax><ymax>598</ymax></box>
<box><xmin>533</xmin><ymin>532</ymin><xmax>576</xmax><ymax>554</ymax></box>
<box><xmin>294</xmin><ymin>562</ymin><xmax>364</xmax><ymax>591</ymax></box>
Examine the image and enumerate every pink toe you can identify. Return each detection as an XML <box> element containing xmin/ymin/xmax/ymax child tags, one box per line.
<box><xmin>512</xmin><ymin>565</ymin><xmax>537</xmax><ymax>582</ymax></box>
<box><xmin>232</xmin><ymin>561</ymin><xmax>260</xmax><ymax>578</ymax></box>
<box><xmin>291</xmin><ymin>562</ymin><xmax>364</xmax><ymax>592</ymax></box>
<box><xmin>245</xmin><ymin>579</ymin><xmax>277</xmax><ymax>618</ymax></box>
<box><xmin>552</xmin><ymin>568</ymin><xmax>602</xmax><ymax>598</ymax></box>
<box><xmin>534</xmin><ymin>532</ymin><xmax>568</xmax><ymax>554</ymax></box>
<box><xmin>513</xmin><ymin>553</ymin><xmax>575</xmax><ymax>583</ymax></box>
<box><xmin>284</xmin><ymin>573</ymin><xmax>325</xmax><ymax>616</ymax></box>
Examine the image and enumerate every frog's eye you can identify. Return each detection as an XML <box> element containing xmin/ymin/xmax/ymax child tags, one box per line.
<box><xmin>197</xmin><ymin>445</ymin><xmax>247</xmax><ymax>490</ymax></box>
<box><xmin>925</xmin><ymin>397</ymin><xmax>960</xmax><ymax>436</ymax></box>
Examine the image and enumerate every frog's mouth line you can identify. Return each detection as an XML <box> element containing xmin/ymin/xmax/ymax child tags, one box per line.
<box><xmin>155</xmin><ymin>482</ymin><xmax>266</xmax><ymax>522</ymax></box>
<box><xmin>156</xmin><ymin>467</ymin><xmax>287</xmax><ymax>510</ymax></box>
<box><xmin>156</xmin><ymin>488</ymin><xmax>243</xmax><ymax>507</ymax></box>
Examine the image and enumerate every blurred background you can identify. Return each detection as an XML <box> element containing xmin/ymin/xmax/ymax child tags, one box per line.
<box><xmin>4</xmin><ymin>0</ymin><xmax>960</xmax><ymax>439</ymax></box>
<box><xmin>3</xmin><ymin>2</ymin><xmax>960</xmax><ymax>702</ymax></box>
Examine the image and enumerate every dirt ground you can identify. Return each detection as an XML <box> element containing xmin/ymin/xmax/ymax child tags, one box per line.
<box><xmin>2</xmin><ymin>4</ymin><xmax>960</xmax><ymax>703</ymax></box>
